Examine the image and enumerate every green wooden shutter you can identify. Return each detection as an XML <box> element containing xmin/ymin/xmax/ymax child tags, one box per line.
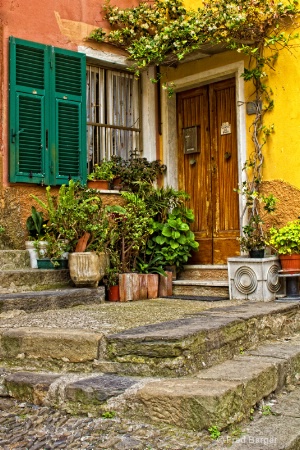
<box><xmin>51</xmin><ymin>48</ymin><xmax>86</xmax><ymax>185</ymax></box>
<box><xmin>9</xmin><ymin>37</ymin><xmax>87</xmax><ymax>186</ymax></box>
<box><xmin>9</xmin><ymin>37</ymin><xmax>48</xmax><ymax>183</ymax></box>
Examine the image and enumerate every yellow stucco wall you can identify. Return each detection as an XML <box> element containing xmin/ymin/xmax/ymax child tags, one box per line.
<box><xmin>163</xmin><ymin>31</ymin><xmax>300</xmax><ymax>187</ymax></box>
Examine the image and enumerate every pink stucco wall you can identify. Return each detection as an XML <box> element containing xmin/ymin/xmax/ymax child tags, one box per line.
<box><xmin>0</xmin><ymin>0</ymin><xmax>139</xmax><ymax>186</ymax></box>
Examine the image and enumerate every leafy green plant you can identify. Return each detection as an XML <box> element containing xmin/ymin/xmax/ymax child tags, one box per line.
<box><xmin>237</xmin><ymin>184</ymin><xmax>277</xmax><ymax>252</ymax></box>
<box><xmin>268</xmin><ymin>220</ymin><xmax>300</xmax><ymax>255</ymax></box>
<box><xmin>146</xmin><ymin>207</ymin><xmax>199</xmax><ymax>272</ymax></box>
<box><xmin>87</xmin><ymin>160</ymin><xmax>116</xmax><ymax>181</ymax></box>
<box><xmin>101</xmin><ymin>411</ymin><xmax>116</xmax><ymax>419</ymax></box>
<box><xmin>111</xmin><ymin>152</ymin><xmax>166</xmax><ymax>192</ymax></box>
<box><xmin>106</xmin><ymin>192</ymin><xmax>154</xmax><ymax>272</ymax></box>
<box><xmin>30</xmin><ymin>180</ymin><xmax>109</xmax><ymax>253</ymax></box>
<box><xmin>208</xmin><ymin>425</ymin><xmax>221</xmax><ymax>440</ymax></box>
<box><xmin>261</xmin><ymin>405</ymin><xmax>273</xmax><ymax>416</ymax></box>
<box><xmin>136</xmin><ymin>255</ymin><xmax>166</xmax><ymax>276</ymax></box>
<box><xmin>26</xmin><ymin>206</ymin><xmax>47</xmax><ymax>240</ymax></box>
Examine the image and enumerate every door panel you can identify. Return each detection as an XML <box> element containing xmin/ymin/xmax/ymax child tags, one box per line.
<box><xmin>177</xmin><ymin>78</ymin><xmax>240</xmax><ymax>264</ymax></box>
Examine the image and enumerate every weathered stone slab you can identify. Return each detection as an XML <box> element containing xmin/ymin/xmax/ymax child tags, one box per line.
<box><xmin>0</xmin><ymin>269</ymin><xmax>71</xmax><ymax>294</ymax></box>
<box><xmin>0</xmin><ymin>287</ymin><xmax>105</xmax><ymax>312</ymax></box>
<box><xmin>196</xmin><ymin>355</ymin><xmax>280</xmax><ymax>407</ymax></box>
<box><xmin>0</xmin><ymin>250</ymin><xmax>30</xmax><ymax>270</ymax></box>
<box><xmin>102</xmin><ymin>302</ymin><xmax>300</xmax><ymax>377</ymax></box>
<box><xmin>228</xmin><ymin>415</ymin><xmax>300</xmax><ymax>449</ymax></box>
<box><xmin>0</xmin><ymin>327</ymin><xmax>103</xmax><ymax>363</ymax></box>
<box><xmin>4</xmin><ymin>371</ymin><xmax>60</xmax><ymax>404</ymax></box>
<box><xmin>130</xmin><ymin>378</ymin><xmax>245</xmax><ymax>430</ymax></box>
<box><xmin>63</xmin><ymin>374</ymin><xmax>139</xmax><ymax>414</ymax></box>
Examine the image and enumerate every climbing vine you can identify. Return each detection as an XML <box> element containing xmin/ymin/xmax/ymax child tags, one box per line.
<box><xmin>90</xmin><ymin>0</ymin><xmax>300</xmax><ymax>249</ymax></box>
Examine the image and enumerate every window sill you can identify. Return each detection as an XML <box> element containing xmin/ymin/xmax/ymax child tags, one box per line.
<box><xmin>95</xmin><ymin>189</ymin><xmax>121</xmax><ymax>194</ymax></box>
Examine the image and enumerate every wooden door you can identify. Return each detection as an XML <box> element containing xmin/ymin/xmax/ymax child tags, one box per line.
<box><xmin>177</xmin><ymin>78</ymin><xmax>240</xmax><ymax>264</ymax></box>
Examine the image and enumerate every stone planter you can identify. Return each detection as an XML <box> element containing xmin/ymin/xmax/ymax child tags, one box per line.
<box><xmin>69</xmin><ymin>252</ymin><xmax>107</xmax><ymax>288</ymax></box>
<box><xmin>227</xmin><ymin>255</ymin><xmax>283</xmax><ymax>302</ymax></box>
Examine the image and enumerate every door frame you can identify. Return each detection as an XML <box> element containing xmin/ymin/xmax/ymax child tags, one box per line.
<box><xmin>162</xmin><ymin>61</ymin><xmax>247</xmax><ymax>240</ymax></box>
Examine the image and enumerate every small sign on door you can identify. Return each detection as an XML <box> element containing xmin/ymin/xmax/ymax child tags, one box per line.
<box><xmin>221</xmin><ymin>122</ymin><xmax>231</xmax><ymax>135</ymax></box>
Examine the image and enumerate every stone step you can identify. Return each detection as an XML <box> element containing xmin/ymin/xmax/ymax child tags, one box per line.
<box><xmin>0</xmin><ymin>268</ymin><xmax>71</xmax><ymax>294</ymax></box>
<box><xmin>178</xmin><ymin>264</ymin><xmax>228</xmax><ymax>281</ymax></box>
<box><xmin>172</xmin><ymin>279</ymin><xmax>229</xmax><ymax>297</ymax></box>
<box><xmin>0</xmin><ymin>286</ymin><xmax>105</xmax><ymax>313</ymax></box>
<box><xmin>2</xmin><ymin>333</ymin><xmax>300</xmax><ymax>434</ymax></box>
<box><xmin>96</xmin><ymin>301</ymin><xmax>300</xmax><ymax>377</ymax></box>
<box><xmin>0</xmin><ymin>250</ymin><xmax>30</xmax><ymax>270</ymax></box>
<box><xmin>1</xmin><ymin>301</ymin><xmax>299</xmax><ymax>378</ymax></box>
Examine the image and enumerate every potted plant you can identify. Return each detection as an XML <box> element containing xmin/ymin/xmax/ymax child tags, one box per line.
<box><xmin>87</xmin><ymin>160</ymin><xmax>116</xmax><ymax>190</ymax></box>
<box><xmin>110</xmin><ymin>152</ymin><xmax>166</xmax><ymax>192</ymax></box>
<box><xmin>25</xmin><ymin>206</ymin><xmax>48</xmax><ymax>268</ymax></box>
<box><xmin>145</xmin><ymin>206</ymin><xmax>199</xmax><ymax>274</ymax></box>
<box><xmin>30</xmin><ymin>181</ymin><xmax>109</xmax><ymax>283</ymax></box>
<box><xmin>237</xmin><ymin>180</ymin><xmax>277</xmax><ymax>258</ymax></box>
<box><xmin>105</xmin><ymin>267</ymin><xmax>120</xmax><ymax>301</ymax></box>
<box><xmin>268</xmin><ymin>220</ymin><xmax>300</xmax><ymax>270</ymax></box>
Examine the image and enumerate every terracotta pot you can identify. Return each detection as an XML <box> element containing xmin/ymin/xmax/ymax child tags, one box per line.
<box><xmin>279</xmin><ymin>254</ymin><xmax>300</xmax><ymax>272</ymax></box>
<box><xmin>139</xmin><ymin>274</ymin><xmax>148</xmax><ymax>299</ymax></box>
<box><xmin>87</xmin><ymin>180</ymin><xmax>110</xmax><ymax>190</ymax></box>
<box><xmin>147</xmin><ymin>274</ymin><xmax>159</xmax><ymax>299</ymax></box>
<box><xmin>158</xmin><ymin>271</ymin><xmax>173</xmax><ymax>297</ymax></box>
<box><xmin>119</xmin><ymin>273</ymin><xmax>140</xmax><ymax>302</ymax></box>
<box><xmin>108</xmin><ymin>285</ymin><xmax>120</xmax><ymax>302</ymax></box>
<box><xmin>112</xmin><ymin>176</ymin><xmax>122</xmax><ymax>190</ymax></box>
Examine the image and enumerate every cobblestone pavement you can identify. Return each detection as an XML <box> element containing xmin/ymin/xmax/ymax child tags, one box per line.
<box><xmin>0</xmin><ymin>398</ymin><xmax>221</xmax><ymax>450</ymax></box>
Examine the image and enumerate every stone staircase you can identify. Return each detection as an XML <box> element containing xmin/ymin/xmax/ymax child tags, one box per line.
<box><xmin>1</xmin><ymin>299</ymin><xmax>300</xmax><ymax>440</ymax></box>
<box><xmin>0</xmin><ymin>250</ymin><xmax>105</xmax><ymax>310</ymax></box>
<box><xmin>2</xmin><ymin>253</ymin><xmax>300</xmax><ymax>446</ymax></box>
<box><xmin>172</xmin><ymin>264</ymin><xmax>229</xmax><ymax>298</ymax></box>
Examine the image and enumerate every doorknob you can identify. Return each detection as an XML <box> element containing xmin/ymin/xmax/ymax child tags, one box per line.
<box><xmin>224</xmin><ymin>152</ymin><xmax>231</xmax><ymax>160</ymax></box>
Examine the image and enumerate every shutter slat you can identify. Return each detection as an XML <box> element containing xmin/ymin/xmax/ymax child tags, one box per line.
<box><xmin>56</xmin><ymin>101</ymin><xmax>81</xmax><ymax>177</ymax></box>
<box><xmin>18</xmin><ymin>94</ymin><xmax>43</xmax><ymax>174</ymax></box>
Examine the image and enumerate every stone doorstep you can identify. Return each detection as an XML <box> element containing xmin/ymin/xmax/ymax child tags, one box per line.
<box><xmin>172</xmin><ymin>279</ymin><xmax>229</xmax><ymax>298</ymax></box>
<box><xmin>178</xmin><ymin>264</ymin><xmax>228</xmax><ymax>281</ymax></box>
<box><xmin>0</xmin><ymin>286</ymin><xmax>105</xmax><ymax>313</ymax></box>
<box><xmin>99</xmin><ymin>301</ymin><xmax>300</xmax><ymax>377</ymax></box>
<box><xmin>2</xmin><ymin>337</ymin><xmax>300</xmax><ymax>432</ymax></box>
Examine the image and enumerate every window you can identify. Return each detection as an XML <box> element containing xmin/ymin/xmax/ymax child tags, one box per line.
<box><xmin>9</xmin><ymin>37</ymin><xmax>87</xmax><ymax>185</ymax></box>
<box><xmin>86</xmin><ymin>64</ymin><xmax>141</xmax><ymax>170</ymax></box>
